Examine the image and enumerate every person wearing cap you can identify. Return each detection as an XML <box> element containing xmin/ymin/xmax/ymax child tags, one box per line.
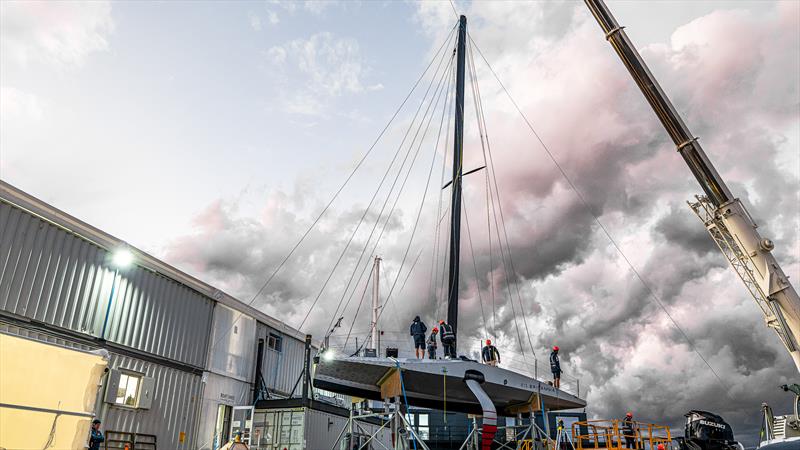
<box><xmin>438</xmin><ymin>320</ymin><xmax>456</xmax><ymax>359</ymax></box>
<box><xmin>426</xmin><ymin>327</ymin><xmax>439</xmax><ymax>359</ymax></box>
<box><xmin>409</xmin><ymin>316</ymin><xmax>428</xmax><ymax>359</ymax></box>
<box><xmin>622</xmin><ymin>412</ymin><xmax>637</xmax><ymax>448</ymax></box>
<box><xmin>221</xmin><ymin>431</ymin><xmax>249</xmax><ymax>450</ymax></box>
<box><xmin>481</xmin><ymin>339</ymin><xmax>500</xmax><ymax>366</ymax></box>
<box><xmin>550</xmin><ymin>346</ymin><xmax>561</xmax><ymax>389</ymax></box>
<box><xmin>89</xmin><ymin>419</ymin><xmax>104</xmax><ymax>450</ymax></box>
<box><xmin>656</xmin><ymin>444</ymin><xmax>665</xmax><ymax>450</ymax></box>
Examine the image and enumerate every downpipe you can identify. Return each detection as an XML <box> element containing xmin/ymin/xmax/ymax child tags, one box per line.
<box><xmin>464</xmin><ymin>370</ymin><xmax>497</xmax><ymax>450</ymax></box>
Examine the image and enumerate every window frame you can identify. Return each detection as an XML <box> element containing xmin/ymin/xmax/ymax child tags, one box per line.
<box><xmin>267</xmin><ymin>333</ymin><xmax>283</xmax><ymax>353</ymax></box>
<box><xmin>114</xmin><ymin>371</ymin><xmax>143</xmax><ymax>408</ymax></box>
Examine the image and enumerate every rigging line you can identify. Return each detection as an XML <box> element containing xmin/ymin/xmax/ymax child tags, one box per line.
<box><xmin>462</xmin><ymin>195</ymin><xmax>489</xmax><ymax>338</ymax></box>
<box><xmin>464</xmin><ymin>32</ymin><xmax>496</xmax><ymax>339</ymax></box>
<box><xmin>429</xmin><ymin>66</ymin><xmax>455</xmax><ymax>312</ymax></box>
<box><xmin>336</xmin><ymin>52</ymin><xmax>455</xmax><ymax>335</ymax></box>
<box><xmin>343</xmin><ymin>56</ymin><xmax>454</xmax><ymax>354</ymax></box>
<box><xmin>461</xmin><ymin>34</ymin><xmax>527</xmax><ymax>359</ymax></box>
<box><xmin>205</xmin><ymin>24</ymin><xmax>459</xmax><ymax>361</ymax></box>
<box><xmin>430</xmin><ymin>60</ymin><xmax>455</xmax><ymax>322</ymax></box>
<box><xmin>468</xmin><ymin>36</ymin><xmax>537</xmax><ymax>359</ymax></box>
<box><xmin>468</xmin><ymin>36</ymin><xmax>730</xmax><ymax>392</ymax></box>
<box><xmin>396</xmin><ymin>248</ymin><xmax>426</xmax><ymax>303</ymax></box>
<box><xmin>355</xmin><ymin>65</ymin><xmax>454</xmax><ymax>355</ymax></box>
<box><xmin>343</xmin><ymin>263</ymin><xmax>374</xmax><ymax>351</ymax></box>
<box><xmin>306</xmin><ymin>35</ymin><xmax>458</xmax><ymax>333</ymax></box>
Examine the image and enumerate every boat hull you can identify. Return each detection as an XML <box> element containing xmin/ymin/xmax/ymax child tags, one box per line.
<box><xmin>314</xmin><ymin>356</ymin><xmax>586</xmax><ymax>416</ymax></box>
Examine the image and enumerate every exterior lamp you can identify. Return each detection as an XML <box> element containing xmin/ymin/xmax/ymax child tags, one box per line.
<box><xmin>100</xmin><ymin>247</ymin><xmax>135</xmax><ymax>340</ymax></box>
<box><xmin>322</xmin><ymin>349</ymin><xmax>336</xmax><ymax>362</ymax></box>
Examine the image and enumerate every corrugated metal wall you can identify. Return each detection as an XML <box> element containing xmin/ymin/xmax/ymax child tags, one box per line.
<box><xmin>196</xmin><ymin>372</ymin><xmax>253</xmax><ymax>450</ymax></box>
<box><xmin>0</xmin><ymin>200</ymin><xmax>214</xmax><ymax>367</ymax></box>
<box><xmin>98</xmin><ymin>353</ymin><xmax>203</xmax><ymax>449</ymax></box>
<box><xmin>208</xmin><ymin>304</ymin><xmax>256</xmax><ymax>381</ymax></box>
<box><xmin>256</xmin><ymin>322</ymin><xmax>306</xmax><ymax>396</ymax></box>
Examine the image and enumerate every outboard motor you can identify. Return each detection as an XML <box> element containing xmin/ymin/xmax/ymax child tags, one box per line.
<box><xmin>675</xmin><ymin>410</ymin><xmax>744</xmax><ymax>450</ymax></box>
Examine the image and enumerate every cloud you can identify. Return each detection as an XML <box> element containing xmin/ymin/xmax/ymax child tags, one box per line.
<box><xmin>0</xmin><ymin>87</ymin><xmax>44</xmax><ymax>122</ymax></box>
<box><xmin>248</xmin><ymin>12</ymin><xmax>262</xmax><ymax>31</ymax></box>
<box><xmin>265</xmin><ymin>32</ymin><xmax>378</xmax><ymax>116</ymax></box>
<box><xmin>0</xmin><ymin>0</ymin><xmax>113</xmax><ymax>69</ymax></box>
<box><xmin>166</xmin><ymin>2</ymin><xmax>799</xmax><ymax>445</ymax></box>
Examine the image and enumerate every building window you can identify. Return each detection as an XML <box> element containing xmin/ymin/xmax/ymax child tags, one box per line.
<box><xmin>418</xmin><ymin>414</ymin><xmax>429</xmax><ymax>440</ymax></box>
<box><xmin>115</xmin><ymin>373</ymin><xmax>142</xmax><ymax>407</ymax></box>
<box><xmin>268</xmin><ymin>333</ymin><xmax>282</xmax><ymax>352</ymax></box>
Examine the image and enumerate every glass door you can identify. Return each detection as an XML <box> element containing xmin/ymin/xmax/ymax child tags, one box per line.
<box><xmin>230</xmin><ymin>406</ymin><xmax>254</xmax><ymax>445</ymax></box>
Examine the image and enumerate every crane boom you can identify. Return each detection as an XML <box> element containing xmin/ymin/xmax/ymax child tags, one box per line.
<box><xmin>584</xmin><ymin>0</ymin><xmax>800</xmax><ymax>372</ymax></box>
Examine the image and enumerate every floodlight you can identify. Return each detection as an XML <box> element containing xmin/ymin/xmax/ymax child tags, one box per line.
<box><xmin>112</xmin><ymin>248</ymin><xmax>134</xmax><ymax>268</ymax></box>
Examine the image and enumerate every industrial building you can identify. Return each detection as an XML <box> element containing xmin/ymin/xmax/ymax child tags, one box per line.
<box><xmin>0</xmin><ymin>181</ymin><xmax>350</xmax><ymax>449</ymax></box>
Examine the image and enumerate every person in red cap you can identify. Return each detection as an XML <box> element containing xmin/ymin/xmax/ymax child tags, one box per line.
<box><xmin>622</xmin><ymin>412</ymin><xmax>637</xmax><ymax>448</ymax></box>
<box><xmin>481</xmin><ymin>339</ymin><xmax>500</xmax><ymax>366</ymax></box>
<box><xmin>550</xmin><ymin>346</ymin><xmax>561</xmax><ymax>388</ymax></box>
<box><xmin>426</xmin><ymin>327</ymin><xmax>439</xmax><ymax>359</ymax></box>
<box><xmin>656</xmin><ymin>444</ymin><xmax>665</xmax><ymax>450</ymax></box>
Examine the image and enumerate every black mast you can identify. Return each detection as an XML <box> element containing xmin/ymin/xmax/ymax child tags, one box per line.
<box><xmin>446</xmin><ymin>15</ymin><xmax>467</xmax><ymax>344</ymax></box>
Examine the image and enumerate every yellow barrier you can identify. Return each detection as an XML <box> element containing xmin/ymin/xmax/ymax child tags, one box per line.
<box><xmin>571</xmin><ymin>419</ymin><xmax>672</xmax><ymax>450</ymax></box>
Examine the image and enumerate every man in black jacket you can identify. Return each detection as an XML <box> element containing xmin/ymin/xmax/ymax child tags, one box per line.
<box><xmin>439</xmin><ymin>320</ymin><xmax>456</xmax><ymax>359</ymax></box>
<box><xmin>481</xmin><ymin>339</ymin><xmax>500</xmax><ymax>366</ymax></box>
<box><xmin>409</xmin><ymin>316</ymin><xmax>427</xmax><ymax>359</ymax></box>
<box><xmin>550</xmin><ymin>346</ymin><xmax>561</xmax><ymax>388</ymax></box>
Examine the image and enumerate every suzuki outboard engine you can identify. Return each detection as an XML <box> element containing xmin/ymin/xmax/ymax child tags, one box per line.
<box><xmin>675</xmin><ymin>410</ymin><xmax>744</xmax><ymax>450</ymax></box>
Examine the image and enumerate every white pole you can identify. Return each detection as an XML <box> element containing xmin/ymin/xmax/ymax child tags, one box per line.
<box><xmin>372</xmin><ymin>256</ymin><xmax>381</xmax><ymax>351</ymax></box>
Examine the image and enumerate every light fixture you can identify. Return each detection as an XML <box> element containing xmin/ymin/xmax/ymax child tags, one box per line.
<box><xmin>322</xmin><ymin>349</ymin><xmax>336</xmax><ymax>362</ymax></box>
<box><xmin>112</xmin><ymin>248</ymin><xmax>134</xmax><ymax>268</ymax></box>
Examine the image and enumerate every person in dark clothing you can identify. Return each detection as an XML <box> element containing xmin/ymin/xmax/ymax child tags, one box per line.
<box><xmin>481</xmin><ymin>339</ymin><xmax>500</xmax><ymax>366</ymax></box>
<box><xmin>550</xmin><ymin>346</ymin><xmax>561</xmax><ymax>389</ymax></box>
<box><xmin>409</xmin><ymin>316</ymin><xmax>427</xmax><ymax>359</ymax></box>
<box><xmin>89</xmin><ymin>419</ymin><xmax>104</xmax><ymax>450</ymax></box>
<box><xmin>439</xmin><ymin>320</ymin><xmax>456</xmax><ymax>359</ymax></box>
<box><xmin>427</xmin><ymin>327</ymin><xmax>439</xmax><ymax>359</ymax></box>
<box><xmin>622</xmin><ymin>412</ymin><xmax>637</xmax><ymax>448</ymax></box>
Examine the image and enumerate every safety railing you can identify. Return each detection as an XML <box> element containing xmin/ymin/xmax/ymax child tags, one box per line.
<box><xmin>104</xmin><ymin>431</ymin><xmax>157</xmax><ymax>450</ymax></box>
<box><xmin>571</xmin><ymin>420</ymin><xmax>672</xmax><ymax>450</ymax></box>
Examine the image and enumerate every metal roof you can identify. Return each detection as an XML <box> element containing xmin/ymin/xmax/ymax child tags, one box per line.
<box><xmin>0</xmin><ymin>180</ymin><xmax>310</xmax><ymax>345</ymax></box>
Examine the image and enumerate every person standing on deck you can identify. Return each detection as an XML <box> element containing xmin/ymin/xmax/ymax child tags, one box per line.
<box><xmin>622</xmin><ymin>412</ymin><xmax>637</xmax><ymax>449</ymax></box>
<box><xmin>550</xmin><ymin>346</ymin><xmax>561</xmax><ymax>388</ymax></box>
<box><xmin>426</xmin><ymin>327</ymin><xmax>439</xmax><ymax>359</ymax></box>
<box><xmin>439</xmin><ymin>320</ymin><xmax>456</xmax><ymax>359</ymax></box>
<box><xmin>481</xmin><ymin>339</ymin><xmax>500</xmax><ymax>366</ymax></box>
<box><xmin>409</xmin><ymin>316</ymin><xmax>427</xmax><ymax>359</ymax></box>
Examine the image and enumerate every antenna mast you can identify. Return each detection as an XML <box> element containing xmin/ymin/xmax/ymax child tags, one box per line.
<box><xmin>371</xmin><ymin>256</ymin><xmax>381</xmax><ymax>352</ymax></box>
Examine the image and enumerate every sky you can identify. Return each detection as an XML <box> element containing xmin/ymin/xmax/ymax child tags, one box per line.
<box><xmin>1</xmin><ymin>0</ymin><xmax>799</xmax><ymax>445</ymax></box>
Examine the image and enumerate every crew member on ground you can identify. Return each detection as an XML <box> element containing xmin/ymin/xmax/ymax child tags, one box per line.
<box><xmin>89</xmin><ymin>419</ymin><xmax>104</xmax><ymax>450</ymax></box>
<box><xmin>439</xmin><ymin>320</ymin><xmax>456</xmax><ymax>359</ymax></box>
<box><xmin>427</xmin><ymin>327</ymin><xmax>439</xmax><ymax>359</ymax></box>
<box><xmin>550</xmin><ymin>346</ymin><xmax>561</xmax><ymax>389</ymax></box>
<box><xmin>409</xmin><ymin>316</ymin><xmax>428</xmax><ymax>359</ymax></box>
<box><xmin>481</xmin><ymin>339</ymin><xmax>500</xmax><ymax>366</ymax></box>
<box><xmin>622</xmin><ymin>412</ymin><xmax>637</xmax><ymax>449</ymax></box>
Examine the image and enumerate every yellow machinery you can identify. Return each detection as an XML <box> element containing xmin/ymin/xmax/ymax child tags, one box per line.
<box><xmin>0</xmin><ymin>333</ymin><xmax>109</xmax><ymax>449</ymax></box>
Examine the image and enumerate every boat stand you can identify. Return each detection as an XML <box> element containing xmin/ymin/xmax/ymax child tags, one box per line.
<box><xmin>330</xmin><ymin>397</ymin><xmax>430</xmax><ymax>450</ymax></box>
